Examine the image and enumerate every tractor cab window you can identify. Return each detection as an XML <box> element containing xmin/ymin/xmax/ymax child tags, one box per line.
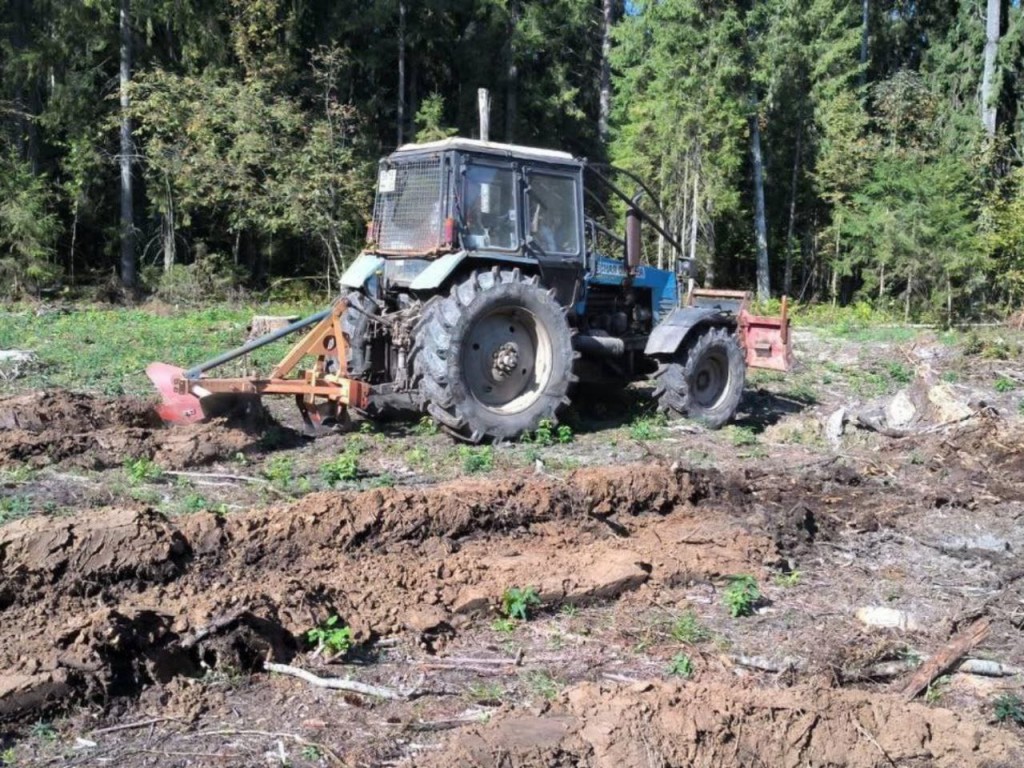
<box><xmin>526</xmin><ymin>174</ymin><xmax>579</xmax><ymax>256</ymax></box>
<box><xmin>462</xmin><ymin>165</ymin><xmax>517</xmax><ymax>250</ymax></box>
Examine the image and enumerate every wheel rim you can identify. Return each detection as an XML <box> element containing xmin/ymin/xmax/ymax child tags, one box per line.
<box><xmin>462</xmin><ymin>306</ymin><xmax>553</xmax><ymax>414</ymax></box>
<box><xmin>690</xmin><ymin>347</ymin><xmax>729</xmax><ymax>409</ymax></box>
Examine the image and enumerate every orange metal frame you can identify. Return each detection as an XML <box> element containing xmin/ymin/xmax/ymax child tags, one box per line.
<box><xmin>174</xmin><ymin>299</ymin><xmax>371</xmax><ymax>431</ymax></box>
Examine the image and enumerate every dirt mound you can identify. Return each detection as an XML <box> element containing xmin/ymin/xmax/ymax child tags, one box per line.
<box><xmin>425</xmin><ymin>679</ymin><xmax>1023</xmax><ymax>767</ymax></box>
<box><xmin>0</xmin><ymin>390</ymin><xmax>271</xmax><ymax>469</ymax></box>
<box><xmin>0</xmin><ymin>465</ymin><xmax>773</xmax><ymax>720</ymax></box>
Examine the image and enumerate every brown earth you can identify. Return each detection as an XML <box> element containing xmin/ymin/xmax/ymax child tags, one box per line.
<box><xmin>2</xmin><ymin>365</ymin><xmax>1024</xmax><ymax>766</ymax></box>
<box><xmin>0</xmin><ymin>390</ymin><xmax>275</xmax><ymax>469</ymax></box>
<box><xmin>425</xmin><ymin>680</ymin><xmax>1021</xmax><ymax>768</ymax></box>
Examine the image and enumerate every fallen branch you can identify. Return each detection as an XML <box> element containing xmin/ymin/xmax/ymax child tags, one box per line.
<box><xmin>894</xmin><ymin>618</ymin><xmax>991</xmax><ymax>701</ymax></box>
<box><xmin>731</xmin><ymin>654</ymin><xmax>804</xmax><ymax>673</ymax></box>
<box><xmin>265</xmin><ymin>662</ymin><xmax>419</xmax><ymax>700</ymax></box>
<box><xmin>164</xmin><ymin>470</ymin><xmax>268</xmax><ymax>484</ymax></box>
<box><xmin>957</xmin><ymin>659</ymin><xmax>1022</xmax><ymax>677</ymax></box>
<box><xmin>90</xmin><ymin>717</ymin><xmax>183</xmax><ymax>736</ymax></box>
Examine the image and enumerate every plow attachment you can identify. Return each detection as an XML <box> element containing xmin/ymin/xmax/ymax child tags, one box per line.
<box><xmin>147</xmin><ymin>299</ymin><xmax>370</xmax><ymax>434</ymax></box>
<box><xmin>688</xmin><ymin>288</ymin><xmax>794</xmax><ymax>372</ymax></box>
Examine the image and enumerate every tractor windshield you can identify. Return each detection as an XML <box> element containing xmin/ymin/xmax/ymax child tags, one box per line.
<box><xmin>371</xmin><ymin>157</ymin><xmax>444</xmax><ymax>253</ymax></box>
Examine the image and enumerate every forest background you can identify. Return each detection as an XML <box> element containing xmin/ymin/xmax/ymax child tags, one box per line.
<box><xmin>0</xmin><ymin>0</ymin><xmax>1022</xmax><ymax>322</ymax></box>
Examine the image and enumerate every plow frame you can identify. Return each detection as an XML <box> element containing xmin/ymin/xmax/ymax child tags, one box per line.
<box><xmin>149</xmin><ymin>299</ymin><xmax>371</xmax><ymax>433</ymax></box>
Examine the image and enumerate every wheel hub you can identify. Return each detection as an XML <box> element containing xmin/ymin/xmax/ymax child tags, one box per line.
<box><xmin>491</xmin><ymin>342</ymin><xmax>520</xmax><ymax>379</ymax></box>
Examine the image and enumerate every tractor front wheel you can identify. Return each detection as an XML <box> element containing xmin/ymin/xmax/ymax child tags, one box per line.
<box><xmin>412</xmin><ymin>268</ymin><xmax>575</xmax><ymax>442</ymax></box>
<box><xmin>653</xmin><ymin>325</ymin><xmax>745</xmax><ymax>429</ymax></box>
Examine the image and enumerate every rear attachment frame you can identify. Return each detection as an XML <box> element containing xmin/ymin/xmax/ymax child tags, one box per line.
<box><xmin>148</xmin><ymin>299</ymin><xmax>370</xmax><ymax>434</ymax></box>
<box><xmin>687</xmin><ymin>288</ymin><xmax>794</xmax><ymax>372</ymax></box>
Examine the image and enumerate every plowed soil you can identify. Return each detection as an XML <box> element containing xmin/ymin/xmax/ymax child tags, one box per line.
<box><xmin>1</xmin><ymin>365</ymin><xmax>1024</xmax><ymax>767</ymax></box>
<box><xmin>0</xmin><ymin>391</ymin><xmax>266</xmax><ymax>469</ymax></box>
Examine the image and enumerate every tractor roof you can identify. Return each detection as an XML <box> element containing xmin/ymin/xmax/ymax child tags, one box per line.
<box><xmin>391</xmin><ymin>137</ymin><xmax>581</xmax><ymax>166</ymax></box>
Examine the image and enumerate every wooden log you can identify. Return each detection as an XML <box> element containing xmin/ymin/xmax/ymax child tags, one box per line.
<box><xmin>894</xmin><ymin>618</ymin><xmax>991</xmax><ymax>701</ymax></box>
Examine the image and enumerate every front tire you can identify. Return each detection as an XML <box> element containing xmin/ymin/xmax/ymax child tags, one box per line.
<box><xmin>653</xmin><ymin>325</ymin><xmax>745</xmax><ymax>429</ymax></box>
<box><xmin>411</xmin><ymin>268</ymin><xmax>575</xmax><ymax>442</ymax></box>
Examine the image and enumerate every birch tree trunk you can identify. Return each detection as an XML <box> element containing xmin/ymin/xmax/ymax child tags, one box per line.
<box><xmin>749</xmin><ymin>108</ymin><xmax>770</xmax><ymax>300</ymax></box>
<box><xmin>598</xmin><ymin>0</ymin><xmax>613</xmax><ymax>142</ymax></box>
<box><xmin>981</xmin><ymin>0</ymin><xmax>1001</xmax><ymax>137</ymax></box>
<box><xmin>119</xmin><ymin>0</ymin><xmax>136</xmax><ymax>288</ymax></box>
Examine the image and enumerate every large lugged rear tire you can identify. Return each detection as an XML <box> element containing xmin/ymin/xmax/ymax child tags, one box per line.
<box><xmin>341</xmin><ymin>290</ymin><xmax>378</xmax><ymax>380</ymax></box>
<box><xmin>411</xmin><ymin>268</ymin><xmax>575</xmax><ymax>442</ymax></box>
<box><xmin>652</xmin><ymin>325</ymin><xmax>745</xmax><ymax>429</ymax></box>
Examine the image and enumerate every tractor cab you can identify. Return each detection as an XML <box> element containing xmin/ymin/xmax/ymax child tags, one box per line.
<box><xmin>363</xmin><ymin>138</ymin><xmax>587</xmax><ymax>292</ymax></box>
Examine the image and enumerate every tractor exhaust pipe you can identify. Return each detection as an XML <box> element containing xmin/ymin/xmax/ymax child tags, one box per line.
<box><xmin>626</xmin><ymin>207</ymin><xmax>641</xmax><ymax>274</ymax></box>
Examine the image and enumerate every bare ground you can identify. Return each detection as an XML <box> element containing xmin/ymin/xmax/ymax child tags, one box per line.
<box><xmin>1</xmin><ymin>325</ymin><xmax>1023</xmax><ymax>767</ymax></box>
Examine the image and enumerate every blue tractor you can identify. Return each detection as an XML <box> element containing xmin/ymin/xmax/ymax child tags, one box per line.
<box><xmin>150</xmin><ymin>138</ymin><xmax>791</xmax><ymax>441</ymax></box>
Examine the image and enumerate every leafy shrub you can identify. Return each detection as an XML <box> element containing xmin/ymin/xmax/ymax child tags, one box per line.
<box><xmin>501</xmin><ymin>586</ymin><xmax>541</xmax><ymax>621</ymax></box>
<box><xmin>125</xmin><ymin>456</ymin><xmax>163</xmax><ymax>483</ymax></box>
<box><xmin>722</xmin><ymin>575</ymin><xmax>761</xmax><ymax>618</ymax></box>
<box><xmin>670</xmin><ymin>610</ymin><xmax>710</xmax><ymax>644</ymax></box>
<box><xmin>306</xmin><ymin>615</ymin><xmax>353</xmax><ymax>655</ymax></box>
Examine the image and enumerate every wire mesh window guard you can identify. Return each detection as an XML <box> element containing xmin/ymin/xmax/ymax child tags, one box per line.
<box><xmin>371</xmin><ymin>157</ymin><xmax>444</xmax><ymax>253</ymax></box>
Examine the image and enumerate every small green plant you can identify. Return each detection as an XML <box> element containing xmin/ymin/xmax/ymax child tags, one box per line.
<box><xmin>321</xmin><ymin>452</ymin><xmax>359</xmax><ymax>486</ymax></box>
<box><xmin>993</xmin><ymin>693</ymin><xmax>1024</xmax><ymax>725</ymax></box>
<box><xmin>369</xmin><ymin>472</ymin><xmax>396</xmax><ymax>488</ymax></box>
<box><xmin>886</xmin><ymin>362</ymin><xmax>913</xmax><ymax>384</ymax></box>
<box><xmin>182</xmin><ymin>493</ymin><xmax>209</xmax><ymax>513</ymax></box>
<box><xmin>726</xmin><ymin>425</ymin><xmax>758</xmax><ymax>446</ymax></box>
<box><xmin>28</xmin><ymin>721</ymin><xmax>56</xmax><ymax>742</ymax></box>
<box><xmin>501</xmin><ymin>586</ymin><xmax>541</xmax><ymax>621</ymax></box>
<box><xmin>466</xmin><ymin>681</ymin><xmax>504</xmax><ymax>705</ymax></box>
<box><xmin>925</xmin><ymin>675</ymin><xmax>950</xmax><ymax>704</ymax></box>
<box><xmin>0</xmin><ymin>495</ymin><xmax>32</xmax><ymax>523</ymax></box>
<box><xmin>124</xmin><ymin>456</ymin><xmax>162</xmax><ymax>483</ymax></box>
<box><xmin>1018</xmin><ymin>399</ymin><xmax>1024</xmax><ymax>416</ymax></box>
<box><xmin>300</xmin><ymin>745</ymin><xmax>322</xmax><ymax>760</ymax></box>
<box><xmin>667</xmin><ymin>653</ymin><xmax>694</xmax><ymax>678</ymax></box>
<box><xmin>1</xmin><ymin>747</ymin><xmax>15</xmax><ymax>766</ymax></box>
<box><xmin>556</xmin><ymin>424</ymin><xmax>573</xmax><ymax>443</ymax></box>
<box><xmin>358</xmin><ymin>420</ymin><xmax>375</xmax><ymax>435</ymax></box>
<box><xmin>670</xmin><ymin>610</ymin><xmax>710</xmax><ymax>644</ymax></box>
<box><xmin>995</xmin><ymin>377</ymin><xmax>1015</xmax><ymax>393</ymax></box>
<box><xmin>560</xmin><ymin>603</ymin><xmax>579</xmax><ymax>618</ymax></box>
<box><xmin>263</xmin><ymin>455</ymin><xmax>295</xmax><ymax>489</ymax></box>
<box><xmin>532</xmin><ymin>418</ymin><xmax>555</xmax><ymax>446</ymax></box>
<box><xmin>306</xmin><ymin>615</ymin><xmax>353</xmax><ymax>655</ymax></box>
<box><xmin>405</xmin><ymin>446</ymin><xmax>429</xmax><ymax>467</ymax></box>
<box><xmin>413</xmin><ymin>415</ymin><xmax>439</xmax><ymax>437</ymax></box>
<box><xmin>773</xmin><ymin>570</ymin><xmax>802</xmax><ymax>588</ymax></box>
<box><xmin>491</xmin><ymin>617</ymin><xmax>518</xmax><ymax>633</ymax></box>
<box><xmin>522</xmin><ymin>670</ymin><xmax>561</xmax><ymax>701</ymax></box>
<box><xmin>459</xmin><ymin>445</ymin><xmax>494</xmax><ymax>474</ymax></box>
<box><xmin>628</xmin><ymin>413</ymin><xmax>666</xmax><ymax>441</ymax></box>
<box><xmin>722</xmin><ymin>575</ymin><xmax>761</xmax><ymax>618</ymax></box>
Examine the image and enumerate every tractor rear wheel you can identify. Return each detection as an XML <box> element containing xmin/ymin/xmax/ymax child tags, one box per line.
<box><xmin>412</xmin><ymin>268</ymin><xmax>575</xmax><ymax>442</ymax></box>
<box><xmin>653</xmin><ymin>325</ymin><xmax>745</xmax><ymax>429</ymax></box>
<box><xmin>341</xmin><ymin>290</ymin><xmax>378</xmax><ymax>381</ymax></box>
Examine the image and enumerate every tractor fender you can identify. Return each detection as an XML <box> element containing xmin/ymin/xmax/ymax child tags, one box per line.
<box><xmin>409</xmin><ymin>251</ymin><xmax>538</xmax><ymax>292</ymax></box>
<box><xmin>644</xmin><ymin>307</ymin><xmax>735</xmax><ymax>357</ymax></box>
<box><xmin>339</xmin><ymin>253</ymin><xmax>384</xmax><ymax>289</ymax></box>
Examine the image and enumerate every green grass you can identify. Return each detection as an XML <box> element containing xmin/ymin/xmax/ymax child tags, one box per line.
<box><xmin>0</xmin><ymin>303</ymin><xmax>316</xmax><ymax>396</ymax></box>
<box><xmin>669</xmin><ymin>610</ymin><xmax>710</xmax><ymax>644</ymax></box>
<box><xmin>0</xmin><ymin>495</ymin><xmax>33</xmax><ymax>523</ymax></box>
<box><xmin>459</xmin><ymin>445</ymin><xmax>494</xmax><ymax>473</ymax></box>
<box><xmin>993</xmin><ymin>693</ymin><xmax>1024</xmax><ymax>725</ymax></box>
<box><xmin>628</xmin><ymin>412</ymin><xmax>667</xmax><ymax>441</ymax></box>
<box><xmin>521</xmin><ymin>670</ymin><xmax>561</xmax><ymax>701</ymax></box>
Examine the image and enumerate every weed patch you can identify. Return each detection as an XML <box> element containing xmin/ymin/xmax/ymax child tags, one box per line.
<box><xmin>670</xmin><ymin>610</ymin><xmax>710</xmax><ymax>644</ymax></box>
<box><xmin>722</xmin><ymin>575</ymin><xmax>761</xmax><ymax>618</ymax></box>
<box><xmin>459</xmin><ymin>446</ymin><xmax>494</xmax><ymax>474</ymax></box>
<box><xmin>993</xmin><ymin>693</ymin><xmax>1024</xmax><ymax>726</ymax></box>
<box><xmin>321</xmin><ymin>452</ymin><xmax>359</xmax><ymax>486</ymax></box>
<box><xmin>306</xmin><ymin>615</ymin><xmax>353</xmax><ymax>655</ymax></box>
<box><xmin>667</xmin><ymin>653</ymin><xmax>694</xmax><ymax>678</ymax></box>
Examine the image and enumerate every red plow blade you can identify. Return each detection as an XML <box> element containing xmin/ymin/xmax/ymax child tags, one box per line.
<box><xmin>146</xmin><ymin>362</ymin><xmax>205</xmax><ymax>424</ymax></box>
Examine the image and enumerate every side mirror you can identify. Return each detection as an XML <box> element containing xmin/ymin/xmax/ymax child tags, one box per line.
<box><xmin>676</xmin><ymin>258</ymin><xmax>694</xmax><ymax>280</ymax></box>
